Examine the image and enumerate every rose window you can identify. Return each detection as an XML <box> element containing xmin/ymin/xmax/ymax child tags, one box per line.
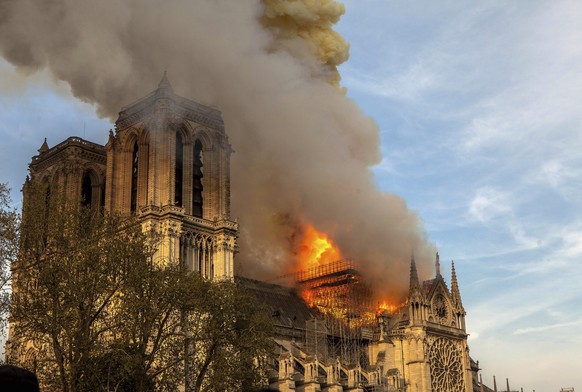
<box><xmin>428</xmin><ymin>338</ymin><xmax>464</xmax><ymax>392</ymax></box>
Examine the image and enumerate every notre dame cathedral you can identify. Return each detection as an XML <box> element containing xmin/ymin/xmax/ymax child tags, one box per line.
<box><xmin>13</xmin><ymin>75</ymin><xmax>492</xmax><ymax>392</ymax></box>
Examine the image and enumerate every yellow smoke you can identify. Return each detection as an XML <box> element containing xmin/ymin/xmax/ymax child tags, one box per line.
<box><xmin>261</xmin><ymin>0</ymin><xmax>349</xmax><ymax>85</ymax></box>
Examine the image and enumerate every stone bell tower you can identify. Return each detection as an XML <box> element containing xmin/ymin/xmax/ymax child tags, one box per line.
<box><xmin>105</xmin><ymin>73</ymin><xmax>238</xmax><ymax>279</ymax></box>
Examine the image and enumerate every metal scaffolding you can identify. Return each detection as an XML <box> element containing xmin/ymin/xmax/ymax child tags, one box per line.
<box><xmin>295</xmin><ymin>259</ymin><xmax>376</xmax><ymax>366</ymax></box>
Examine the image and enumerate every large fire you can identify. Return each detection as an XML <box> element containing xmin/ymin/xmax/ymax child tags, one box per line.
<box><xmin>378</xmin><ymin>302</ymin><xmax>398</xmax><ymax>314</ymax></box>
<box><xmin>297</xmin><ymin>224</ymin><xmax>342</xmax><ymax>270</ymax></box>
<box><xmin>377</xmin><ymin>300</ymin><xmax>406</xmax><ymax>316</ymax></box>
<box><xmin>295</xmin><ymin>224</ymin><xmax>404</xmax><ymax>326</ymax></box>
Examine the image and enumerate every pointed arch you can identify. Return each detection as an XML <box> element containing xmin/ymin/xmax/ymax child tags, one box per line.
<box><xmin>175</xmin><ymin>121</ymin><xmax>193</xmax><ymax>146</ymax></box>
<box><xmin>118</xmin><ymin>124</ymin><xmax>148</xmax><ymax>149</ymax></box>
<box><xmin>121</xmin><ymin>127</ymin><xmax>140</xmax><ymax>152</ymax></box>
<box><xmin>339</xmin><ymin>368</ymin><xmax>348</xmax><ymax>383</ymax></box>
<box><xmin>359</xmin><ymin>371</ymin><xmax>369</xmax><ymax>385</ymax></box>
<box><xmin>191</xmin><ymin>126</ymin><xmax>213</xmax><ymax>150</ymax></box>
<box><xmin>138</xmin><ymin>127</ymin><xmax>150</xmax><ymax>146</ymax></box>
<box><xmin>191</xmin><ymin>234</ymin><xmax>214</xmax><ymax>278</ymax></box>
<box><xmin>317</xmin><ymin>364</ymin><xmax>327</xmax><ymax>379</ymax></box>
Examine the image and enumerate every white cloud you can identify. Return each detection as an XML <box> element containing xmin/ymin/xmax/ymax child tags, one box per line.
<box><xmin>506</xmin><ymin>222</ymin><xmax>540</xmax><ymax>250</ymax></box>
<box><xmin>528</xmin><ymin>158</ymin><xmax>582</xmax><ymax>203</ymax></box>
<box><xmin>371</xmin><ymin>156</ymin><xmax>399</xmax><ymax>176</ymax></box>
<box><xmin>342</xmin><ymin>61</ymin><xmax>437</xmax><ymax>102</ymax></box>
<box><xmin>467</xmin><ymin>331</ymin><xmax>479</xmax><ymax>341</ymax></box>
<box><xmin>540</xmin><ymin>160</ymin><xmax>567</xmax><ymax>188</ymax></box>
<box><xmin>513</xmin><ymin>319</ymin><xmax>582</xmax><ymax>335</ymax></box>
<box><xmin>558</xmin><ymin>231</ymin><xmax>582</xmax><ymax>258</ymax></box>
<box><xmin>468</xmin><ymin>187</ymin><xmax>512</xmax><ymax>223</ymax></box>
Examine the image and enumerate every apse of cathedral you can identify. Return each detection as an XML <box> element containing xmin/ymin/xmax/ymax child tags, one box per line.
<box><xmin>16</xmin><ymin>76</ymin><xmax>492</xmax><ymax>392</ymax></box>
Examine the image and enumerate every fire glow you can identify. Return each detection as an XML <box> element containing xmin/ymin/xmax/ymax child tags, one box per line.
<box><xmin>377</xmin><ymin>300</ymin><xmax>404</xmax><ymax>316</ymax></box>
<box><xmin>297</xmin><ymin>224</ymin><xmax>342</xmax><ymax>271</ymax></box>
<box><xmin>295</xmin><ymin>225</ymin><xmax>404</xmax><ymax>324</ymax></box>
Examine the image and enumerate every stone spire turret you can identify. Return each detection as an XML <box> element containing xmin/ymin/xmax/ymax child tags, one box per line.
<box><xmin>451</xmin><ymin>260</ymin><xmax>464</xmax><ymax>309</ymax></box>
<box><xmin>435</xmin><ymin>251</ymin><xmax>441</xmax><ymax>277</ymax></box>
<box><xmin>408</xmin><ymin>254</ymin><xmax>425</xmax><ymax>325</ymax></box>
<box><xmin>38</xmin><ymin>138</ymin><xmax>49</xmax><ymax>154</ymax></box>
<box><xmin>409</xmin><ymin>254</ymin><xmax>420</xmax><ymax>293</ymax></box>
<box><xmin>158</xmin><ymin>70</ymin><xmax>174</xmax><ymax>92</ymax></box>
<box><xmin>506</xmin><ymin>378</ymin><xmax>510</xmax><ymax>392</ymax></box>
<box><xmin>451</xmin><ymin>260</ymin><xmax>467</xmax><ymax>330</ymax></box>
<box><xmin>493</xmin><ymin>375</ymin><xmax>497</xmax><ymax>392</ymax></box>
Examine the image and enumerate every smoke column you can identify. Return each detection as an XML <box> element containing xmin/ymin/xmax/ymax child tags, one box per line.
<box><xmin>261</xmin><ymin>0</ymin><xmax>349</xmax><ymax>85</ymax></box>
<box><xmin>0</xmin><ymin>0</ymin><xmax>435</xmax><ymax>298</ymax></box>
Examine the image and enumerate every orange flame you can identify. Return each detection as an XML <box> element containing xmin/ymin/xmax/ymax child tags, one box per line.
<box><xmin>376</xmin><ymin>299</ymin><xmax>408</xmax><ymax>316</ymax></box>
<box><xmin>297</xmin><ymin>224</ymin><xmax>342</xmax><ymax>270</ymax></box>
<box><xmin>377</xmin><ymin>301</ymin><xmax>398</xmax><ymax>315</ymax></box>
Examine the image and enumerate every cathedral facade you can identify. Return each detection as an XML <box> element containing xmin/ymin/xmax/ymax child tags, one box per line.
<box><xmin>14</xmin><ymin>76</ymin><xmax>485</xmax><ymax>391</ymax></box>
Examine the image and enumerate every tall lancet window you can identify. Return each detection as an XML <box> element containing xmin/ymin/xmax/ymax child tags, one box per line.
<box><xmin>81</xmin><ymin>173</ymin><xmax>93</xmax><ymax>207</ymax></box>
<box><xmin>130</xmin><ymin>142</ymin><xmax>139</xmax><ymax>214</ymax></box>
<box><xmin>101</xmin><ymin>180</ymin><xmax>106</xmax><ymax>211</ymax></box>
<box><xmin>42</xmin><ymin>182</ymin><xmax>51</xmax><ymax>247</ymax></box>
<box><xmin>174</xmin><ymin>133</ymin><xmax>184</xmax><ymax>207</ymax></box>
<box><xmin>192</xmin><ymin>140</ymin><xmax>203</xmax><ymax>218</ymax></box>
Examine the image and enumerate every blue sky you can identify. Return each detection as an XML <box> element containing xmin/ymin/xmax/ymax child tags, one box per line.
<box><xmin>1</xmin><ymin>1</ymin><xmax>581</xmax><ymax>390</ymax></box>
<box><xmin>337</xmin><ymin>1</ymin><xmax>582</xmax><ymax>390</ymax></box>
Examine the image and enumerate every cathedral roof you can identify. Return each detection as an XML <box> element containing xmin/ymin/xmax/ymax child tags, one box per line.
<box><xmin>30</xmin><ymin>136</ymin><xmax>106</xmax><ymax>170</ymax></box>
<box><xmin>237</xmin><ymin>277</ymin><xmax>318</xmax><ymax>332</ymax></box>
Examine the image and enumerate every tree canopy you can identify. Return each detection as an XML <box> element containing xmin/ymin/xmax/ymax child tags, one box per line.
<box><xmin>9</xmin><ymin>184</ymin><xmax>273</xmax><ymax>391</ymax></box>
<box><xmin>0</xmin><ymin>183</ymin><xmax>19</xmax><ymax>335</ymax></box>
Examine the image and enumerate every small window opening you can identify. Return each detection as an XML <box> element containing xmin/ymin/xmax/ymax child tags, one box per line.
<box><xmin>131</xmin><ymin>142</ymin><xmax>139</xmax><ymax>214</ymax></box>
<box><xmin>81</xmin><ymin>173</ymin><xmax>93</xmax><ymax>207</ymax></box>
<box><xmin>192</xmin><ymin>140</ymin><xmax>203</xmax><ymax>217</ymax></box>
<box><xmin>174</xmin><ymin>133</ymin><xmax>184</xmax><ymax>207</ymax></box>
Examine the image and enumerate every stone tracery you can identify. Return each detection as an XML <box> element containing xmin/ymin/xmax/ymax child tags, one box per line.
<box><xmin>429</xmin><ymin>337</ymin><xmax>465</xmax><ymax>392</ymax></box>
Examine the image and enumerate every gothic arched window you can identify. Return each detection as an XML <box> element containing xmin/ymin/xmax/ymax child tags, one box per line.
<box><xmin>43</xmin><ymin>181</ymin><xmax>51</xmax><ymax>212</ymax></box>
<box><xmin>174</xmin><ymin>132</ymin><xmax>184</xmax><ymax>207</ymax></box>
<box><xmin>81</xmin><ymin>173</ymin><xmax>93</xmax><ymax>207</ymax></box>
<box><xmin>42</xmin><ymin>181</ymin><xmax>51</xmax><ymax>247</ymax></box>
<box><xmin>130</xmin><ymin>142</ymin><xmax>139</xmax><ymax>214</ymax></box>
<box><xmin>101</xmin><ymin>179</ymin><xmax>106</xmax><ymax>211</ymax></box>
<box><xmin>192</xmin><ymin>139</ymin><xmax>203</xmax><ymax>218</ymax></box>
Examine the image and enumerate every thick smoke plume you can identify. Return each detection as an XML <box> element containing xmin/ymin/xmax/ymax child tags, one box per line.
<box><xmin>261</xmin><ymin>0</ymin><xmax>349</xmax><ymax>85</ymax></box>
<box><xmin>0</xmin><ymin>0</ymin><xmax>435</xmax><ymax>299</ymax></box>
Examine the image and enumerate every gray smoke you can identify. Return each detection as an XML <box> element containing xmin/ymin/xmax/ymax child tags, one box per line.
<box><xmin>0</xmin><ymin>0</ymin><xmax>435</xmax><ymax>300</ymax></box>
